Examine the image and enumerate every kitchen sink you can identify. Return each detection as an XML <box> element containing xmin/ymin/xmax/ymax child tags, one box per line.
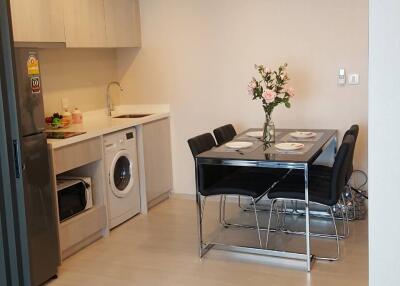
<box><xmin>113</xmin><ymin>114</ymin><xmax>153</xmax><ymax>119</ymax></box>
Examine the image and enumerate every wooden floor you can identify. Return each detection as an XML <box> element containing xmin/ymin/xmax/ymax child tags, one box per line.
<box><xmin>48</xmin><ymin>197</ymin><xmax>368</xmax><ymax>286</ymax></box>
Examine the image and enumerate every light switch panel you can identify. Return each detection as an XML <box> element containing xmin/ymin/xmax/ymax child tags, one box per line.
<box><xmin>338</xmin><ymin>68</ymin><xmax>346</xmax><ymax>86</ymax></box>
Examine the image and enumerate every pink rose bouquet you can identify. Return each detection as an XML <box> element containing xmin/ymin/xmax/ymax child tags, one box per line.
<box><xmin>247</xmin><ymin>63</ymin><xmax>294</xmax><ymax>118</ymax></box>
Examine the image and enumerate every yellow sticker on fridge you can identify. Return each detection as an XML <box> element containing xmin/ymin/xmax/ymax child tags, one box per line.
<box><xmin>27</xmin><ymin>55</ymin><xmax>40</xmax><ymax>75</ymax></box>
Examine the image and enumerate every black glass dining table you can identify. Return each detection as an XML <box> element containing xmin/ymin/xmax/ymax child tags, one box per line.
<box><xmin>195</xmin><ymin>128</ymin><xmax>337</xmax><ymax>271</ymax></box>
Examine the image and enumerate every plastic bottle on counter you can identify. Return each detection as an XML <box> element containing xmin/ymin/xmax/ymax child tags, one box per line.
<box><xmin>62</xmin><ymin>109</ymin><xmax>73</xmax><ymax>127</ymax></box>
<box><xmin>72</xmin><ymin>108</ymin><xmax>83</xmax><ymax>124</ymax></box>
<box><xmin>62</xmin><ymin>109</ymin><xmax>72</xmax><ymax>121</ymax></box>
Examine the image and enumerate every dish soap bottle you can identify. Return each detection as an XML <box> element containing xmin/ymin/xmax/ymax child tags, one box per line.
<box><xmin>72</xmin><ymin>108</ymin><xmax>83</xmax><ymax>124</ymax></box>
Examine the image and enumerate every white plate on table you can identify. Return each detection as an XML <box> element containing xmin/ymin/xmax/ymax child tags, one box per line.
<box><xmin>290</xmin><ymin>131</ymin><xmax>316</xmax><ymax>139</ymax></box>
<box><xmin>225</xmin><ymin>141</ymin><xmax>254</xmax><ymax>149</ymax></box>
<box><xmin>246</xmin><ymin>131</ymin><xmax>263</xmax><ymax>138</ymax></box>
<box><xmin>275</xmin><ymin>142</ymin><xmax>305</xmax><ymax>151</ymax></box>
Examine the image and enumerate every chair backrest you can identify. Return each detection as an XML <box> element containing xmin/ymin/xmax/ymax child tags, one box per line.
<box><xmin>343</xmin><ymin>124</ymin><xmax>359</xmax><ymax>182</ymax></box>
<box><xmin>213</xmin><ymin>124</ymin><xmax>237</xmax><ymax>145</ymax></box>
<box><xmin>188</xmin><ymin>133</ymin><xmax>221</xmax><ymax>192</ymax></box>
<box><xmin>187</xmin><ymin>133</ymin><xmax>216</xmax><ymax>158</ymax></box>
<box><xmin>343</xmin><ymin>124</ymin><xmax>359</xmax><ymax>141</ymax></box>
<box><xmin>329</xmin><ymin>134</ymin><xmax>355</xmax><ymax>205</ymax></box>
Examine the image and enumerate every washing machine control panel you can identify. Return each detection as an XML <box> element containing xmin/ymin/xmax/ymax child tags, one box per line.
<box><xmin>104</xmin><ymin>128</ymin><xmax>136</xmax><ymax>151</ymax></box>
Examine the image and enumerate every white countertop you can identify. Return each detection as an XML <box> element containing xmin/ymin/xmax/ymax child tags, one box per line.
<box><xmin>47</xmin><ymin>105</ymin><xmax>170</xmax><ymax>149</ymax></box>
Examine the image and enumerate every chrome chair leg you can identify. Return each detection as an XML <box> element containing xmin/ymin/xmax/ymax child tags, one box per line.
<box><xmin>238</xmin><ymin>195</ymin><xmax>247</xmax><ymax>210</ymax></box>
<box><xmin>218</xmin><ymin>195</ymin><xmax>224</xmax><ymax>225</ymax></box>
<box><xmin>352</xmin><ymin>191</ymin><xmax>357</xmax><ymax>220</ymax></box>
<box><xmin>266</xmin><ymin>199</ymin><xmax>277</xmax><ymax>249</ymax></box>
<box><xmin>201</xmin><ymin>196</ymin><xmax>207</xmax><ymax>221</ymax></box>
<box><xmin>222</xmin><ymin>195</ymin><xmax>228</xmax><ymax>226</ymax></box>
<box><xmin>341</xmin><ymin>193</ymin><xmax>350</xmax><ymax>237</ymax></box>
<box><xmin>315</xmin><ymin>206</ymin><xmax>340</xmax><ymax>261</ymax></box>
<box><xmin>344</xmin><ymin>184</ymin><xmax>356</xmax><ymax>221</ymax></box>
<box><xmin>251</xmin><ymin>197</ymin><xmax>263</xmax><ymax>248</ymax></box>
<box><xmin>331</xmin><ymin>206</ymin><xmax>340</xmax><ymax>260</ymax></box>
<box><xmin>281</xmin><ymin>201</ymin><xmax>288</xmax><ymax>230</ymax></box>
<box><xmin>337</xmin><ymin>196</ymin><xmax>346</xmax><ymax>238</ymax></box>
<box><xmin>340</xmin><ymin>194</ymin><xmax>350</xmax><ymax>238</ymax></box>
<box><xmin>345</xmin><ymin>199</ymin><xmax>350</xmax><ymax>237</ymax></box>
<box><xmin>216</xmin><ymin>194</ymin><xmax>263</xmax><ymax>249</ymax></box>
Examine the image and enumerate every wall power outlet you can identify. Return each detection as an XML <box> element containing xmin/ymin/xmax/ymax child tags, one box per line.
<box><xmin>348</xmin><ymin>74</ymin><xmax>360</xmax><ymax>85</ymax></box>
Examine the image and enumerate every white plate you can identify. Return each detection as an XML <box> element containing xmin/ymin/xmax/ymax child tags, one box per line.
<box><xmin>225</xmin><ymin>141</ymin><xmax>254</xmax><ymax>149</ymax></box>
<box><xmin>246</xmin><ymin>131</ymin><xmax>263</xmax><ymax>138</ymax></box>
<box><xmin>275</xmin><ymin>142</ymin><xmax>305</xmax><ymax>151</ymax></box>
<box><xmin>290</xmin><ymin>131</ymin><xmax>316</xmax><ymax>139</ymax></box>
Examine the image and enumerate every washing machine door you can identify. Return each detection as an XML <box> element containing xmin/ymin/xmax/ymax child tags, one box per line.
<box><xmin>110</xmin><ymin>150</ymin><xmax>134</xmax><ymax>198</ymax></box>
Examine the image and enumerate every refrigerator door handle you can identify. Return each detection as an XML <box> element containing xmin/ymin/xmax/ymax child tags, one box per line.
<box><xmin>12</xmin><ymin>139</ymin><xmax>22</xmax><ymax>178</ymax></box>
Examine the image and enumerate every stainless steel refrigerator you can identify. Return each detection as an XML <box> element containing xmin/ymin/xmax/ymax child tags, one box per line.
<box><xmin>14</xmin><ymin>48</ymin><xmax>59</xmax><ymax>285</ymax></box>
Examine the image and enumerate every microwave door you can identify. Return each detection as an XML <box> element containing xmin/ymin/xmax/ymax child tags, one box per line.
<box><xmin>58</xmin><ymin>182</ymin><xmax>87</xmax><ymax>222</ymax></box>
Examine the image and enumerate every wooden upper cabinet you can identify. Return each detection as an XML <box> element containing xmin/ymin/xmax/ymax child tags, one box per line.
<box><xmin>11</xmin><ymin>0</ymin><xmax>141</xmax><ymax>48</ymax></box>
<box><xmin>104</xmin><ymin>0</ymin><xmax>141</xmax><ymax>47</ymax></box>
<box><xmin>63</xmin><ymin>0</ymin><xmax>107</xmax><ymax>48</ymax></box>
<box><xmin>10</xmin><ymin>0</ymin><xmax>65</xmax><ymax>43</ymax></box>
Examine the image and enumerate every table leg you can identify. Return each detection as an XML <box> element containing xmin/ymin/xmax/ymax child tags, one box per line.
<box><xmin>195</xmin><ymin>160</ymin><xmax>203</xmax><ymax>258</ymax></box>
<box><xmin>304</xmin><ymin>163</ymin><xmax>311</xmax><ymax>271</ymax></box>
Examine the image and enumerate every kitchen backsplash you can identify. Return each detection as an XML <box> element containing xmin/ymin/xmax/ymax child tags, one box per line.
<box><xmin>39</xmin><ymin>48</ymin><xmax>119</xmax><ymax>115</ymax></box>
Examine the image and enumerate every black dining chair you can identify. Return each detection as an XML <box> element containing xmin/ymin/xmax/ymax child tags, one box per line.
<box><xmin>265</xmin><ymin>135</ymin><xmax>355</xmax><ymax>261</ymax></box>
<box><xmin>188</xmin><ymin>133</ymin><xmax>277</xmax><ymax>251</ymax></box>
<box><xmin>311</xmin><ymin>124</ymin><xmax>359</xmax><ymax>182</ymax></box>
<box><xmin>309</xmin><ymin>124</ymin><xmax>359</xmax><ymax>227</ymax></box>
<box><xmin>213</xmin><ymin>124</ymin><xmax>288</xmax><ymax>227</ymax></box>
<box><xmin>213</xmin><ymin>124</ymin><xmax>237</xmax><ymax>145</ymax></box>
<box><xmin>292</xmin><ymin>125</ymin><xmax>359</xmax><ymax>229</ymax></box>
<box><xmin>294</xmin><ymin>127</ymin><xmax>357</xmax><ymax>238</ymax></box>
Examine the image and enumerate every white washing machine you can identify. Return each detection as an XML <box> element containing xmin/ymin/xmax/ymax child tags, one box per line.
<box><xmin>104</xmin><ymin>128</ymin><xmax>141</xmax><ymax>229</ymax></box>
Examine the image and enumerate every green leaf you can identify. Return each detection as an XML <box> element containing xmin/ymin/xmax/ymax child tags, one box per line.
<box><xmin>285</xmin><ymin>102</ymin><xmax>291</xmax><ymax>108</ymax></box>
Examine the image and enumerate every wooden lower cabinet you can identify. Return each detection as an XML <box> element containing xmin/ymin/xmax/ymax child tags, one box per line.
<box><xmin>49</xmin><ymin>137</ymin><xmax>108</xmax><ymax>260</ymax></box>
<box><xmin>52</xmin><ymin>137</ymin><xmax>102</xmax><ymax>175</ymax></box>
<box><xmin>59</xmin><ymin>206</ymin><xmax>106</xmax><ymax>259</ymax></box>
<box><xmin>48</xmin><ymin>117</ymin><xmax>173</xmax><ymax>260</ymax></box>
<box><xmin>142</xmin><ymin>118</ymin><xmax>173</xmax><ymax>207</ymax></box>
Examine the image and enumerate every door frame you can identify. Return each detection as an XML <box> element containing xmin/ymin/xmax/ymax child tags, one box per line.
<box><xmin>0</xmin><ymin>0</ymin><xmax>31</xmax><ymax>284</ymax></box>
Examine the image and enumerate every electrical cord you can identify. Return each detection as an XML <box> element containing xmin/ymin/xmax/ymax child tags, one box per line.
<box><xmin>351</xmin><ymin>186</ymin><xmax>368</xmax><ymax>199</ymax></box>
<box><xmin>349</xmin><ymin>169</ymin><xmax>368</xmax><ymax>199</ymax></box>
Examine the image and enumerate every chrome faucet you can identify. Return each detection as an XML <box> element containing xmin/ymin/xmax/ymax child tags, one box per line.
<box><xmin>106</xmin><ymin>81</ymin><xmax>123</xmax><ymax>117</ymax></box>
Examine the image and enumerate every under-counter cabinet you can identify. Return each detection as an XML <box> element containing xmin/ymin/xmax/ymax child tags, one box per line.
<box><xmin>142</xmin><ymin>118</ymin><xmax>173</xmax><ymax>207</ymax></box>
<box><xmin>10</xmin><ymin>0</ymin><xmax>65</xmax><ymax>44</ymax></box>
<box><xmin>46</xmin><ymin>113</ymin><xmax>172</xmax><ymax>258</ymax></box>
<box><xmin>48</xmin><ymin>137</ymin><xmax>108</xmax><ymax>260</ymax></box>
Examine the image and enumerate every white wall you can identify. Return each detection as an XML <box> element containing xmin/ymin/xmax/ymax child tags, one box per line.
<box><xmin>369</xmin><ymin>0</ymin><xmax>400</xmax><ymax>285</ymax></box>
<box><xmin>117</xmin><ymin>0</ymin><xmax>369</xmax><ymax>194</ymax></box>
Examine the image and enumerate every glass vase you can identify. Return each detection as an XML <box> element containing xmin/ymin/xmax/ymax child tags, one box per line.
<box><xmin>263</xmin><ymin>114</ymin><xmax>275</xmax><ymax>143</ymax></box>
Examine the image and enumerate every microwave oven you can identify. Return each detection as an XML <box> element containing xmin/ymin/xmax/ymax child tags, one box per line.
<box><xmin>56</xmin><ymin>176</ymin><xmax>93</xmax><ymax>222</ymax></box>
